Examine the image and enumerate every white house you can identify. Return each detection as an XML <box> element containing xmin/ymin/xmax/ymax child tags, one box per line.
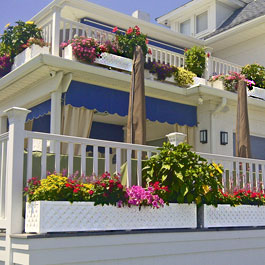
<box><xmin>0</xmin><ymin>0</ymin><xmax>265</xmax><ymax>264</ymax></box>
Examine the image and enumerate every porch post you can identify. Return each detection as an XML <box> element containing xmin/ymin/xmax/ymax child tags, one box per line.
<box><xmin>50</xmin><ymin>90</ymin><xmax>62</xmax><ymax>136</ymax></box>
<box><xmin>51</xmin><ymin>5</ymin><xmax>61</xmax><ymax>56</ymax></box>
<box><xmin>204</xmin><ymin>47</ymin><xmax>213</xmax><ymax>80</ymax></box>
<box><xmin>4</xmin><ymin>107</ymin><xmax>30</xmax><ymax>264</ymax></box>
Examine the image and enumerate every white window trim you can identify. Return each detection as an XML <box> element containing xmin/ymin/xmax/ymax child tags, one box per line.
<box><xmin>195</xmin><ymin>9</ymin><xmax>209</xmax><ymax>37</ymax></box>
<box><xmin>179</xmin><ymin>18</ymin><xmax>191</xmax><ymax>36</ymax></box>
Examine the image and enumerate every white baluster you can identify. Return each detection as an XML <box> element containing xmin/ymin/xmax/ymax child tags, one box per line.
<box><xmin>116</xmin><ymin>148</ymin><xmax>121</xmax><ymax>175</ymax></box>
<box><xmin>27</xmin><ymin>138</ymin><xmax>33</xmax><ymax>181</ymax></box>
<box><xmin>68</xmin><ymin>143</ymin><xmax>74</xmax><ymax>175</ymax></box>
<box><xmin>126</xmin><ymin>149</ymin><xmax>132</xmax><ymax>187</ymax></box>
<box><xmin>41</xmin><ymin>139</ymin><xmax>47</xmax><ymax>179</ymax></box>
<box><xmin>55</xmin><ymin>141</ymin><xmax>60</xmax><ymax>173</ymax></box>
<box><xmin>93</xmin><ymin>146</ymin><xmax>98</xmax><ymax>176</ymax></box>
<box><xmin>137</xmin><ymin>150</ymin><xmax>142</xmax><ymax>186</ymax></box>
<box><xmin>81</xmin><ymin>144</ymin><xmax>86</xmax><ymax>176</ymax></box>
<box><xmin>105</xmin><ymin>147</ymin><xmax>110</xmax><ymax>173</ymax></box>
<box><xmin>249</xmin><ymin>162</ymin><xmax>254</xmax><ymax>191</ymax></box>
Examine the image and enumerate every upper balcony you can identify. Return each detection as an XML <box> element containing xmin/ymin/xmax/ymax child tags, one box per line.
<box><xmin>28</xmin><ymin>0</ymin><xmax>242</xmax><ymax>80</ymax></box>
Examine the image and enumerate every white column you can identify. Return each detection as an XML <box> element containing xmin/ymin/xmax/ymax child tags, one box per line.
<box><xmin>0</xmin><ymin>116</ymin><xmax>7</xmax><ymax>134</ymax></box>
<box><xmin>4</xmin><ymin>107</ymin><xmax>30</xmax><ymax>265</ymax></box>
<box><xmin>204</xmin><ymin>47</ymin><xmax>213</xmax><ymax>80</ymax></box>
<box><xmin>51</xmin><ymin>6</ymin><xmax>61</xmax><ymax>56</ymax></box>
<box><xmin>50</xmin><ymin>90</ymin><xmax>62</xmax><ymax>135</ymax></box>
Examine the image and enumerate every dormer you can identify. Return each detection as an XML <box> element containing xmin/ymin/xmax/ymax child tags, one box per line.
<box><xmin>157</xmin><ymin>0</ymin><xmax>245</xmax><ymax>39</ymax></box>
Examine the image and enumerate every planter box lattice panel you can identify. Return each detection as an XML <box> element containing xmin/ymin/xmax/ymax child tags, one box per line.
<box><xmin>198</xmin><ymin>204</ymin><xmax>265</xmax><ymax>228</ymax></box>
<box><xmin>25</xmin><ymin>201</ymin><xmax>197</xmax><ymax>233</ymax></box>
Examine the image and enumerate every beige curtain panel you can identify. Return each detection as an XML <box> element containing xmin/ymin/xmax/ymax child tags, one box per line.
<box><xmin>175</xmin><ymin>124</ymin><xmax>195</xmax><ymax>149</ymax></box>
<box><xmin>61</xmin><ymin>105</ymin><xmax>94</xmax><ymax>155</ymax></box>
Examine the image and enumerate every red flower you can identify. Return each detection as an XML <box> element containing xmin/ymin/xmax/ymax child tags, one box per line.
<box><xmin>126</xmin><ymin>27</ymin><xmax>133</xmax><ymax>35</ymax></box>
<box><xmin>117</xmin><ymin>184</ymin><xmax>123</xmax><ymax>190</ymax></box>
<box><xmin>148</xmin><ymin>48</ymin><xmax>152</xmax><ymax>55</ymax></box>
<box><xmin>145</xmin><ymin>39</ymin><xmax>149</xmax><ymax>44</ymax></box>
<box><xmin>89</xmin><ymin>190</ymin><xmax>94</xmax><ymax>195</ymax></box>
<box><xmin>112</xmin><ymin>26</ymin><xmax>118</xmax><ymax>33</ymax></box>
<box><xmin>109</xmin><ymin>180</ymin><xmax>114</xmax><ymax>184</ymax></box>
<box><xmin>24</xmin><ymin>187</ymin><xmax>29</xmax><ymax>192</ymax></box>
<box><xmin>73</xmin><ymin>188</ymin><xmax>80</xmax><ymax>193</ymax></box>
<box><xmin>103</xmin><ymin>192</ymin><xmax>108</xmax><ymax>197</ymax></box>
<box><xmin>207</xmin><ymin>52</ymin><xmax>210</xmax><ymax>58</ymax></box>
<box><xmin>101</xmin><ymin>183</ymin><xmax>106</xmax><ymax>188</ymax></box>
<box><xmin>134</xmin><ymin>25</ymin><xmax>140</xmax><ymax>31</ymax></box>
<box><xmin>184</xmin><ymin>48</ymin><xmax>188</xmax><ymax>52</ymax></box>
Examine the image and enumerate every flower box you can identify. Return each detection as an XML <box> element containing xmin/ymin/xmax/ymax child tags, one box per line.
<box><xmin>95</xmin><ymin>53</ymin><xmax>132</xmax><ymax>72</ymax></box>
<box><xmin>198</xmin><ymin>204</ymin><xmax>265</xmax><ymax>228</ymax></box>
<box><xmin>194</xmin><ymin>77</ymin><xmax>207</xmax><ymax>86</ymax></box>
<box><xmin>144</xmin><ymin>70</ymin><xmax>175</xmax><ymax>83</ymax></box>
<box><xmin>247</xmin><ymin>86</ymin><xmax>265</xmax><ymax>100</ymax></box>
<box><xmin>208</xmin><ymin>80</ymin><xmax>225</xmax><ymax>90</ymax></box>
<box><xmin>12</xmin><ymin>44</ymin><xmax>50</xmax><ymax>70</ymax></box>
<box><xmin>25</xmin><ymin>201</ymin><xmax>197</xmax><ymax>233</ymax></box>
<box><xmin>62</xmin><ymin>45</ymin><xmax>133</xmax><ymax>72</ymax></box>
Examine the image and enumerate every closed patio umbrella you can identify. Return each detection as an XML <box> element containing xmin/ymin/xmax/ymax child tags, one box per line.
<box><xmin>127</xmin><ymin>45</ymin><xmax>146</xmax><ymax>145</ymax></box>
<box><xmin>236</xmin><ymin>80</ymin><xmax>251</xmax><ymax>158</ymax></box>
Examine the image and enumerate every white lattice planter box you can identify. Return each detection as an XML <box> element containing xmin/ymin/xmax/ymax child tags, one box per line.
<box><xmin>247</xmin><ymin>86</ymin><xmax>265</xmax><ymax>100</ymax></box>
<box><xmin>25</xmin><ymin>201</ymin><xmax>197</xmax><ymax>233</ymax></box>
<box><xmin>144</xmin><ymin>70</ymin><xmax>175</xmax><ymax>83</ymax></box>
<box><xmin>194</xmin><ymin>77</ymin><xmax>207</xmax><ymax>86</ymax></box>
<box><xmin>208</xmin><ymin>80</ymin><xmax>225</xmax><ymax>90</ymax></box>
<box><xmin>12</xmin><ymin>44</ymin><xmax>50</xmax><ymax>70</ymax></box>
<box><xmin>198</xmin><ymin>204</ymin><xmax>265</xmax><ymax>228</ymax></box>
<box><xmin>63</xmin><ymin>45</ymin><xmax>132</xmax><ymax>72</ymax></box>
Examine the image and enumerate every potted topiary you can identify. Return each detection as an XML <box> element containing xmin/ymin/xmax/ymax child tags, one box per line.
<box><xmin>184</xmin><ymin>46</ymin><xmax>206</xmax><ymax>78</ymax></box>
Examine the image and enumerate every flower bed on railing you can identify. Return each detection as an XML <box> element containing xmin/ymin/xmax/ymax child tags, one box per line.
<box><xmin>0</xmin><ymin>21</ymin><xmax>49</xmax><ymax>76</ymax></box>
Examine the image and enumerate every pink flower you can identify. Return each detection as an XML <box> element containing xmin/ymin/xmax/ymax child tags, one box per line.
<box><xmin>112</xmin><ymin>26</ymin><xmax>118</xmax><ymax>33</ymax></box>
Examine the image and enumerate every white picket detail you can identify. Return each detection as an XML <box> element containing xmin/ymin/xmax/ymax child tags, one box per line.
<box><xmin>199</xmin><ymin>152</ymin><xmax>265</xmax><ymax>192</ymax></box>
<box><xmin>55</xmin><ymin>141</ymin><xmax>60</xmax><ymax>173</ymax></box>
<box><xmin>211</xmin><ymin>56</ymin><xmax>241</xmax><ymax>75</ymax></box>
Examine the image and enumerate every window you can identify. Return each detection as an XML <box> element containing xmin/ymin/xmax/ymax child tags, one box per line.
<box><xmin>196</xmin><ymin>11</ymin><xmax>208</xmax><ymax>34</ymax></box>
<box><xmin>180</xmin><ymin>19</ymin><xmax>191</xmax><ymax>36</ymax></box>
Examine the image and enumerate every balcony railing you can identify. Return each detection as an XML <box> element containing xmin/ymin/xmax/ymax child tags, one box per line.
<box><xmin>38</xmin><ymin>14</ymin><xmax>240</xmax><ymax>76</ymax></box>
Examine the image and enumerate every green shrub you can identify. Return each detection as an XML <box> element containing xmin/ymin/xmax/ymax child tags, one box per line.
<box><xmin>184</xmin><ymin>46</ymin><xmax>206</xmax><ymax>77</ymax></box>
<box><xmin>174</xmin><ymin>67</ymin><xmax>195</xmax><ymax>87</ymax></box>
<box><xmin>241</xmin><ymin>63</ymin><xmax>265</xmax><ymax>89</ymax></box>
<box><xmin>142</xmin><ymin>142</ymin><xmax>223</xmax><ymax>206</ymax></box>
<box><xmin>0</xmin><ymin>21</ymin><xmax>42</xmax><ymax>58</ymax></box>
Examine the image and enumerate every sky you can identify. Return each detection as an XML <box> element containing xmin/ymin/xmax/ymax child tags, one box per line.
<box><xmin>0</xmin><ymin>0</ymin><xmax>189</xmax><ymax>34</ymax></box>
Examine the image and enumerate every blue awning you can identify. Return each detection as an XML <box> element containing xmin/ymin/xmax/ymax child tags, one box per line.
<box><xmin>27</xmin><ymin>100</ymin><xmax>51</xmax><ymax>121</ymax></box>
<box><xmin>64</xmin><ymin>81</ymin><xmax>197</xmax><ymax>126</ymax></box>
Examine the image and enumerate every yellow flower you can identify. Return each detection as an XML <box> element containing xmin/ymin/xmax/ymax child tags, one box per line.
<box><xmin>26</xmin><ymin>21</ymin><xmax>34</xmax><ymax>25</ymax></box>
<box><xmin>212</xmin><ymin>162</ymin><xmax>223</xmax><ymax>174</ymax></box>
<box><xmin>202</xmin><ymin>185</ymin><xmax>210</xmax><ymax>194</ymax></box>
<box><xmin>5</xmin><ymin>23</ymin><xmax>10</xmax><ymax>28</ymax></box>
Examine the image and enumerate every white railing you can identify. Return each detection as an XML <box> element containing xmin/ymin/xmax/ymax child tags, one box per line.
<box><xmin>40</xmin><ymin>19</ymin><xmax>53</xmax><ymax>46</ymax></box>
<box><xmin>58</xmin><ymin>18</ymin><xmax>185</xmax><ymax>65</ymax></box>
<box><xmin>25</xmin><ymin>131</ymin><xmax>158</xmax><ymax>187</ymax></box>
<box><xmin>200</xmin><ymin>152</ymin><xmax>265</xmax><ymax>192</ymax></box>
<box><xmin>211</xmin><ymin>56</ymin><xmax>242</xmax><ymax>75</ymax></box>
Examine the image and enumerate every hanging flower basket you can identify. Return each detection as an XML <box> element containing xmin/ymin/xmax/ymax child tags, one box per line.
<box><xmin>12</xmin><ymin>44</ymin><xmax>50</xmax><ymax>70</ymax></box>
<box><xmin>25</xmin><ymin>201</ymin><xmax>197</xmax><ymax>233</ymax></box>
<box><xmin>198</xmin><ymin>204</ymin><xmax>265</xmax><ymax>228</ymax></box>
